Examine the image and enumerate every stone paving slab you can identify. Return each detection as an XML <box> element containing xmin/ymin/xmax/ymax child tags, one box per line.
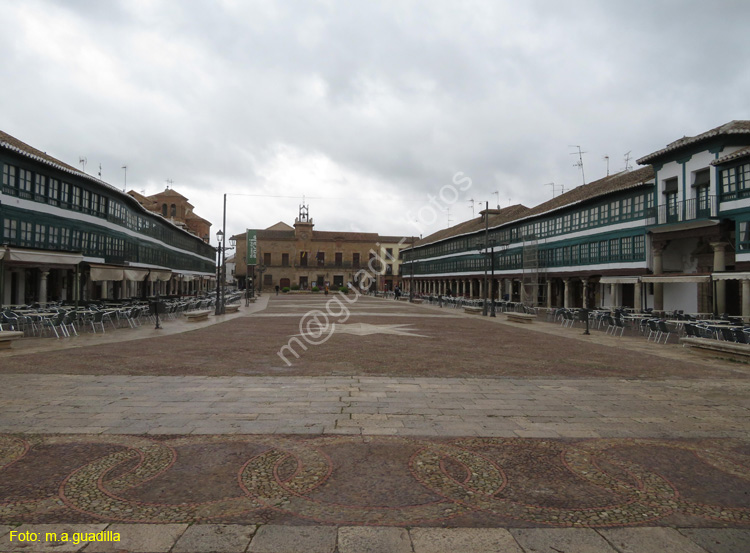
<box><xmin>410</xmin><ymin>527</ymin><xmax>523</xmax><ymax>552</ymax></box>
<box><xmin>171</xmin><ymin>524</ymin><xmax>257</xmax><ymax>553</ymax></box>
<box><xmin>247</xmin><ymin>525</ymin><xmax>336</xmax><ymax>553</ymax></box>
<box><xmin>337</xmin><ymin>527</ymin><xmax>412</xmax><ymax>553</ymax></box>
<box><xmin>677</xmin><ymin>528</ymin><xmax>750</xmax><ymax>553</ymax></box>
<box><xmin>2</xmin><ymin>524</ymin><xmax>747</xmax><ymax>552</ymax></box>
<box><xmin>1</xmin><ymin>375</ymin><xmax>749</xmax><ymax>437</ymax></box>
<box><xmin>509</xmin><ymin>528</ymin><xmax>618</xmax><ymax>553</ymax></box>
<box><xmin>599</xmin><ymin>527</ymin><xmax>711</xmax><ymax>553</ymax></box>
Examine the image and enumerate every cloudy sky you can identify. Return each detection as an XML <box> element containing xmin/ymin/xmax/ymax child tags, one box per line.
<box><xmin>2</xmin><ymin>0</ymin><xmax>748</xmax><ymax>245</ymax></box>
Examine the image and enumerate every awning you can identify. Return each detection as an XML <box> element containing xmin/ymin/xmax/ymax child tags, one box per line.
<box><xmin>123</xmin><ymin>268</ymin><xmax>149</xmax><ymax>281</ymax></box>
<box><xmin>148</xmin><ymin>270</ymin><xmax>173</xmax><ymax>282</ymax></box>
<box><xmin>89</xmin><ymin>265</ymin><xmax>124</xmax><ymax>281</ymax></box>
<box><xmin>641</xmin><ymin>274</ymin><xmax>711</xmax><ymax>283</ymax></box>
<box><xmin>599</xmin><ymin>276</ymin><xmax>641</xmax><ymax>284</ymax></box>
<box><xmin>180</xmin><ymin>275</ymin><xmax>195</xmax><ymax>282</ymax></box>
<box><xmin>5</xmin><ymin>248</ymin><xmax>83</xmax><ymax>266</ymax></box>
<box><xmin>712</xmin><ymin>272</ymin><xmax>750</xmax><ymax>281</ymax></box>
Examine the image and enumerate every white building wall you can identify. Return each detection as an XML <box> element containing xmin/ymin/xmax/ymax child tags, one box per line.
<box><xmin>663</xmin><ymin>282</ymin><xmax>699</xmax><ymax>313</ymax></box>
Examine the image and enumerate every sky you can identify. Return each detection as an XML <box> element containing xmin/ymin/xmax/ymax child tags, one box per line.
<box><xmin>2</xmin><ymin>0</ymin><xmax>749</xmax><ymax>246</ymax></box>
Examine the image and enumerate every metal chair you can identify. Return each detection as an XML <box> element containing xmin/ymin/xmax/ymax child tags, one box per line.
<box><xmin>656</xmin><ymin>320</ymin><xmax>671</xmax><ymax>344</ymax></box>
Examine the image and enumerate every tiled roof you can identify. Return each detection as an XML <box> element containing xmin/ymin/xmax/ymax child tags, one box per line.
<box><xmin>410</xmin><ymin>167</ymin><xmax>653</xmax><ymax>250</ymax></box>
<box><xmin>1</xmin><ymin>129</ymin><xmax>206</xmax><ymax>242</ymax></box>
<box><xmin>412</xmin><ymin>204</ymin><xmax>531</xmax><ymax>248</ymax></box>
<box><xmin>637</xmin><ymin>120</ymin><xmax>750</xmax><ymax>164</ymax></box>
<box><xmin>313</xmin><ymin>230</ymin><xmax>379</xmax><ymax>242</ymax></box>
<box><xmin>711</xmin><ymin>145</ymin><xmax>750</xmax><ymax>166</ymax></box>
<box><xmin>518</xmin><ymin>166</ymin><xmax>654</xmax><ymax>220</ymax></box>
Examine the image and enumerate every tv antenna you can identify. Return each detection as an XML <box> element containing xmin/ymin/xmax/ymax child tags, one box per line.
<box><xmin>98</xmin><ymin>163</ymin><xmax>102</xmax><ymax>178</ymax></box>
<box><xmin>544</xmin><ymin>182</ymin><xmax>565</xmax><ymax>198</ymax></box>
<box><xmin>603</xmin><ymin>155</ymin><xmax>610</xmax><ymax>176</ymax></box>
<box><xmin>79</xmin><ymin>157</ymin><xmax>87</xmax><ymax>172</ymax></box>
<box><xmin>623</xmin><ymin>151</ymin><xmax>633</xmax><ymax>171</ymax></box>
<box><xmin>570</xmin><ymin>145</ymin><xmax>586</xmax><ymax>185</ymax></box>
<box><xmin>165</xmin><ymin>178</ymin><xmax>173</xmax><ymax>189</ymax></box>
<box><xmin>446</xmin><ymin>207</ymin><xmax>453</xmax><ymax>228</ymax></box>
<box><xmin>468</xmin><ymin>198</ymin><xmax>475</xmax><ymax>218</ymax></box>
<box><xmin>121</xmin><ymin>165</ymin><xmax>127</xmax><ymax>192</ymax></box>
<box><xmin>493</xmin><ymin>191</ymin><xmax>500</xmax><ymax>209</ymax></box>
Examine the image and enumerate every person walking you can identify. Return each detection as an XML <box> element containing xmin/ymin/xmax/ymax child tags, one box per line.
<box><xmin>275</xmin><ymin>285</ymin><xmax>280</xmax><ymax>296</ymax></box>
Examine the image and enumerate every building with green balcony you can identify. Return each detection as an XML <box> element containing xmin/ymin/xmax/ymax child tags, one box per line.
<box><xmin>1</xmin><ymin>130</ymin><xmax>216</xmax><ymax>306</ymax></box>
<box><xmin>403</xmin><ymin>121</ymin><xmax>750</xmax><ymax>318</ymax></box>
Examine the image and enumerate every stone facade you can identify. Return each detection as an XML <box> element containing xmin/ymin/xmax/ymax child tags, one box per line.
<box><xmin>128</xmin><ymin>188</ymin><xmax>211</xmax><ymax>243</ymax></box>
<box><xmin>234</xmin><ymin>206</ymin><xmax>408</xmax><ymax>292</ymax></box>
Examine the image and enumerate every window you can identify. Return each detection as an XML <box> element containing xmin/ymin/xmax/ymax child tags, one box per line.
<box><xmin>385</xmin><ymin>247</ymin><xmax>394</xmax><ymax>261</ymax></box>
<box><xmin>282</xmin><ymin>253</ymin><xmax>289</xmax><ymax>266</ymax></box>
<box><xmin>600</xmin><ymin>240</ymin><xmax>608</xmax><ymax>260</ymax></box>
<box><xmin>316</xmin><ymin>251</ymin><xmax>325</xmax><ymax>266</ymax></box>
<box><xmin>300</xmin><ymin>251</ymin><xmax>308</xmax><ymax>266</ymax></box>
<box><xmin>563</xmin><ymin>215</ymin><xmax>571</xmax><ymax>232</ymax></box>
<box><xmin>91</xmin><ymin>193</ymin><xmax>100</xmax><ymax>216</ymax></box>
<box><xmin>3</xmin><ymin>219</ymin><xmax>17</xmax><ymax>242</ymax></box>
<box><xmin>634</xmin><ymin>235</ymin><xmax>645</xmax><ymax>257</ymax></box>
<box><xmin>35</xmin><ymin>174</ymin><xmax>46</xmax><ymax>197</ymax></box>
<box><xmin>82</xmin><ymin>189</ymin><xmax>90</xmax><ymax>213</ymax></box>
<box><xmin>610</xmin><ymin>200</ymin><xmax>620</xmax><ymax>222</ymax></box>
<box><xmin>335</xmin><ymin>252</ymin><xmax>343</xmax><ymax>266</ymax></box>
<box><xmin>2</xmin><ymin>164</ymin><xmax>16</xmax><ymax>192</ymax></box>
<box><xmin>48</xmin><ymin>178</ymin><xmax>59</xmax><ymax>204</ymax></box>
<box><xmin>622</xmin><ymin>198</ymin><xmax>632</xmax><ymax>218</ymax></box>
<box><xmin>49</xmin><ymin>227</ymin><xmax>59</xmax><ymax>247</ymax></box>
<box><xmin>621</xmin><ymin>236</ymin><xmax>633</xmax><ymax>259</ymax></box>
<box><xmin>60</xmin><ymin>182</ymin><xmax>70</xmax><ymax>205</ymax></box>
<box><xmin>34</xmin><ymin>224</ymin><xmax>46</xmax><ymax>246</ymax></box>
<box><xmin>162</xmin><ymin>204</ymin><xmax>168</xmax><ymax>217</ymax></box>
<box><xmin>580</xmin><ymin>209</ymin><xmax>589</xmax><ymax>228</ymax></box>
<box><xmin>18</xmin><ymin>169</ymin><xmax>32</xmax><ymax>196</ymax></box>
<box><xmin>720</xmin><ymin>163</ymin><xmax>750</xmax><ymax>200</ymax></box>
<box><xmin>353</xmin><ymin>253</ymin><xmax>360</xmax><ymax>267</ymax></box>
<box><xmin>609</xmin><ymin>238</ymin><xmax>619</xmax><ymax>260</ymax></box>
<box><xmin>264</xmin><ymin>252</ymin><xmax>272</xmax><ymax>265</ymax></box>
<box><xmin>634</xmin><ymin>194</ymin><xmax>644</xmax><ymax>216</ymax></box>
<box><xmin>599</xmin><ymin>204</ymin><xmax>609</xmax><ymax>223</ymax></box>
<box><xmin>19</xmin><ymin>221</ymin><xmax>32</xmax><ymax>245</ymax></box>
<box><xmin>739</xmin><ymin>221</ymin><xmax>750</xmax><ymax>251</ymax></box>
<box><xmin>71</xmin><ymin>186</ymin><xmax>81</xmax><ymax>210</ymax></box>
<box><xmin>589</xmin><ymin>242</ymin><xmax>598</xmax><ymax>263</ymax></box>
<box><xmin>263</xmin><ymin>274</ymin><xmax>273</xmax><ymax>285</ymax></box>
<box><xmin>60</xmin><ymin>228</ymin><xmax>70</xmax><ymax>248</ymax></box>
<box><xmin>590</xmin><ymin>207</ymin><xmax>599</xmax><ymax>226</ymax></box>
<box><xmin>572</xmin><ymin>212</ymin><xmax>580</xmax><ymax>231</ymax></box>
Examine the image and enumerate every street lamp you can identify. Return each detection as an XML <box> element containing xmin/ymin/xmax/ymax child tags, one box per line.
<box><xmin>213</xmin><ymin>198</ymin><xmax>236</xmax><ymax>316</ymax></box>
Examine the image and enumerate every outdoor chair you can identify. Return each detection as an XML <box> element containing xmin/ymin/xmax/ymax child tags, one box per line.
<box><xmin>611</xmin><ymin>317</ymin><xmax>626</xmax><ymax>337</ymax></box>
<box><xmin>733</xmin><ymin>328</ymin><xmax>748</xmax><ymax>344</ymax></box>
<box><xmin>62</xmin><ymin>313</ymin><xmax>78</xmax><ymax>337</ymax></box>
<box><xmin>656</xmin><ymin>320</ymin><xmax>671</xmax><ymax>344</ymax></box>
<box><xmin>719</xmin><ymin>327</ymin><xmax>736</xmax><ymax>342</ymax></box>
<box><xmin>90</xmin><ymin>311</ymin><xmax>106</xmax><ymax>333</ymax></box>
<box><xmin>646</xmin><ymin>320</ymin><xmax>661</xmax><ymax>342</ymax></box>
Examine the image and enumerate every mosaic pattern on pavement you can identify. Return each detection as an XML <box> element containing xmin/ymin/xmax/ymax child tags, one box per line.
<box><xmin>2</xmin><ymin>434</ymin><xmax>749</xmax><ymax>527</ymax></box>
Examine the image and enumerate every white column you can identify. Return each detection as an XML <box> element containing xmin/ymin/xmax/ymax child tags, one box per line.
<box><xmin>563</xmin><ymin>278</ymin><xmax>570</xmax><ymax>309</ymax></box>
<box><xmin>39</xmin><ymin>270</ymin><xmax>49</xmax><ymax>305</ymax></box>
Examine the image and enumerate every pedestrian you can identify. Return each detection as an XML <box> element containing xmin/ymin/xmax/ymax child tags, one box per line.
<box><xmin>275</xmin><ymin>285</ymin><xmax>280</xmax><ymax>296</ymax></box>
<box><xmin>324</xmin><ymin>285</ymin><xmax>329</xmax><ymax>295</ymax></box>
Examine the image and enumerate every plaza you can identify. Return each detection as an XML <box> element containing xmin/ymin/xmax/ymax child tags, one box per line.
<box><xmin>1</xmin><ymin>294</ymin><xmax>749</xmax><ymax>552</ymax></box>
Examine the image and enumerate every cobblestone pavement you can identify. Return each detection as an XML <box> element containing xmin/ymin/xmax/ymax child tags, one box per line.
<box><xmin>1</xmin><ymin>294</ymin><xmax>749</xmax><ymax>551</ymax></box>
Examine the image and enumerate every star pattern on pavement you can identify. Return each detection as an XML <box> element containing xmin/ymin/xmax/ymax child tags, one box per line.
<box><xmin>333</xmin><ymin>323</ymin><xmax>428</xmax><ymax>337</ymax></box>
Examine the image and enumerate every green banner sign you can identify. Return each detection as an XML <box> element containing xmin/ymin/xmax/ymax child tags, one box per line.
<box><xmin>246</xmin><ymin>229</ymin><xmax>257</xmax><ymax>265</ymax></box>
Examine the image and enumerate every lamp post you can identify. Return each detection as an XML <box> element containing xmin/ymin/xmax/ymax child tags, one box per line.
<box><xmin>214</xmin><ymin>193</ymin><xmax>236</xmax><ymax>315</ymax></box>
<box><xmin>215</xmin><ymin>228</ymin><xmax>224</xmax><ymax>316</ymax></box>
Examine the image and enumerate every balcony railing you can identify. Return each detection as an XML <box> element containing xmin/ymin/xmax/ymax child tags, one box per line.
<box><xmin>646</xmin><ymin>195</ymin><xmax>718</xmax><ymax>226</ymax></box>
